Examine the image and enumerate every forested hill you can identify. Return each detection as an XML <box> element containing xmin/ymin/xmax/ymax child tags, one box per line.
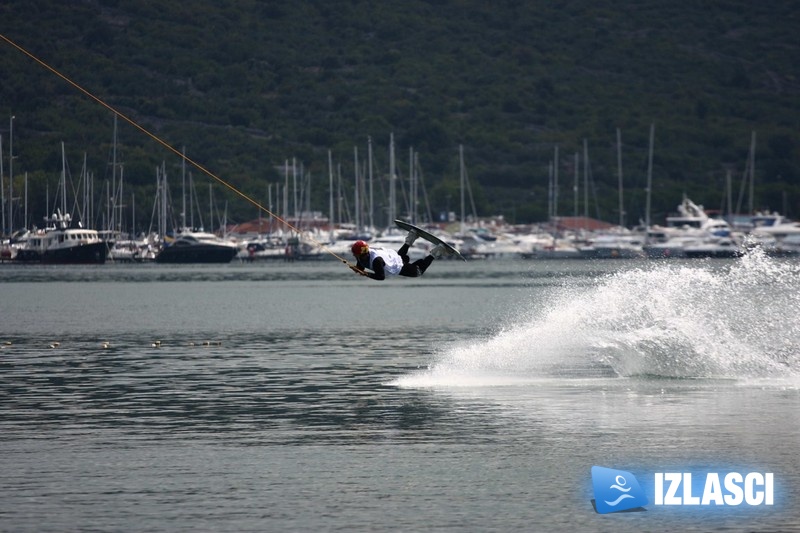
<box><xmin>1</xmin><ymin>0</ymin><xmax>798</xmax><ymax>229</ymax></box>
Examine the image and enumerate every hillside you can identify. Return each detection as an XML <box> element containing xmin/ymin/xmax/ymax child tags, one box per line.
<box><xmin>1</xmin><ymin>0</ymin><xmax>798</xmax><ymax>232</ymax></box>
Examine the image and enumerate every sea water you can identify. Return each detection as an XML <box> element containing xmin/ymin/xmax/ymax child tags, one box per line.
<box><xmin>0</xmin><ymin>253</ymin><xmax>798</xmax><ymax>532</ymax></box>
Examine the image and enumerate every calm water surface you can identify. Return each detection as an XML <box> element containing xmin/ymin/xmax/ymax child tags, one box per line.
<box><xmin>1</xmin><ymin>255</ymin><xmax>799</xmax><ymax>532</ymax></box>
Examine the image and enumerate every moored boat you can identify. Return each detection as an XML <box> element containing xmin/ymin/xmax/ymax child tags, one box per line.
<box><xmin>683</xmin><ymin>237</ymin><xmax>743</xmax><ymax>258</ymax></box>
<box><xmin>14</xmin><ymin>211</ymin><xmax>110</xmax><ymax>264</ymax></box>
<box><xmin>155</xmin><ymin>230</ymin><xmax>239</xmax><ymax>264</ymax></box>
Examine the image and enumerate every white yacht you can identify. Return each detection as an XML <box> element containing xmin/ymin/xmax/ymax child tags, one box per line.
<box><xmin>14</xmin><ymin>211</ymin><xmax>110</xmax><ymax>264</ymax></box>
<box><xmin>643</xmin><ymin>197</ymin><xmax>735</xmax><ymax>259</ymax></box>
<box><xmin>580</xmin><ymin>230</ymin><xmax>645</xmax><ymax>259</ymax></box>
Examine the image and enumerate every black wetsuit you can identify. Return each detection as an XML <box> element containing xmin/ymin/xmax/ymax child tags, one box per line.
<box><xmin>356</xmin><ymin>244</ymin><xmax>434</xmax><ymax>280</ymax></box>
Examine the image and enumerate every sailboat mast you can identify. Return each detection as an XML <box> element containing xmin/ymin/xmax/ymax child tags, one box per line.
<box><xmin>131</xmin><ymin>191</ymin><xmax>135</xmax><ymax>237</ymax></box>
<box><xmin>617</xmin><ymin>128</ymin><xmax>624</xmax><ymax>227</ymax></box>
<box><xmin>283</xmin><ymin>160</ymin><xmax>289</xmax><ymax>220</ymax></box>
<box><xmin>389</xmin><ymin>133</ymin><xmax>396</xmax><ymax>227</ymax></box>
<box><xmin>367</xmin><ymin>137</ymin><xmax>374</xmax><ymax>230</ymax></box>
<box><xmin>60</xmin><ymin>141</ymin><xmax>67</xmax><ymax>216</ymax></box>
<box><xmin>1</xmin><ymin>134</ymin><xmax>5</xmax><ymax>235</ymax></box>
<box><xmin>328</xmin><ymin>150</ymin><xmax>334</xmax><ymax>240</ymax></box>
<box><xmin>553</xmin><ymin>145</ymin><xmax>559</xmax><ymax>219</ymax></box>
<box><xmin>573</xmin><ymin>152</ymin><xmax>579</xmax><ymax>218</ymax></box>
<box><xmin>459</xmin><ymin>144</ymin><xmax>465</xmax><ymax>234</ymax></box>
<box><xmin>547</xmin><ymin>161</ymin><xmax>553</xmax><ymax>221</ymax></box>
<box><xmin>645</xmin><ymin>123</ymin><xmax>654</xmax><ymax>232</ymax></box>
<box><xmin>112</xmin><ymin>114</ymin><xmax>117</xmax><ymax>231</ymax></box>
<box><xmin>292</xmin><ymin>157</ymin><xmax>298</xmax><ymax>220</ymax></box>
<box><xmin>88</xmin><ymin>170</ymin><xmax>93</xmax><ymax>228</ymax></box>
<box><xmin>181</xmin><ymin>147</ymin><xmax>186</xmax><ymax>230</ymax></box>
<box><xmin>9</xmin><ymin>116</ymin><xmax>14</xmax><ymax>231</ymax></box>
<box><xmin>267</xmin><ymin>183</ymin><xmax>273</xmax><ymax>235</ymax></box>
<box><xmin>409</xmin><ymin>147</ymin><xmax>415</xmax><ymax>224</ymax></box>
<box><xmin>160</xmin><ymin>163</ymin><xmax>167</xmax><ymax>238</ymax></box>
<box><xmin>23</xmin><ymin>172</ymin><xmax>27</xmax><ymax>229</ymax></box>
<box><xmin>306</xmin><ymin>168</ymin><xmax>311</xmax><ymax>223</ymax></box>
<box><xmin>583</xmin><ymin>139</ymin><xmax>589</xmax><ymax>227</ymax></box>
<box><xmin>725</xmin><ymin>170</ymin><xmax>733</xmax><ymax>224</ymax></box>
<box><xmin>748</xmin><ymin>130</ymin><xmax>756</xmax><ymax>214</ymax></box>
<box><xmin>81</xmin><ymin>153</ymin><xmax>88</xmax><ymax>227</ymax></box>
<box><xmin>354</xmin><ymin>146</ymin><xmax>360</xmax><ymax>232</ymax></box>
<box><xmin>189</xmin><ymin>172</ymin><xmax>194</xmax><ymax>229</ymax></box>
<box><xmin>336</xmin><ymin>164</ymin><xmax>342</xmax><ymax>228</ymax></box>
<box><xmin>104</xmin><ymin>180</ymin><xmax>109</xmax><ymax>231</ymax></box>
<box><xmin>117</xmin><ymin>166</ymin><xmax>124</xmax><ymax>233</ymax></box>
<box><xmin>414</xmin><ymin>152</ymin><xmax>422</xmax><ymax>224</ymax></box>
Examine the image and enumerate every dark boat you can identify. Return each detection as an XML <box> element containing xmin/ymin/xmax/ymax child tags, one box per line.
<box><xmin>155</xmin><ymin>231</ymin><xmax>239</xmax><ymax>264</ymax></box>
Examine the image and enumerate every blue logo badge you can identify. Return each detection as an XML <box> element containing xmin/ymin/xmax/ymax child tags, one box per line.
<box><xmin>592</xmin><ymin>466</ymin><xmax>649</xmax><ymax>514</ymax></box>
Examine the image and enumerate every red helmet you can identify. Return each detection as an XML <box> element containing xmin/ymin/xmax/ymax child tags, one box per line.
<box><xmin>351</xmin><ymin>240</ymin><xmax>369</xmax><ymax>256</ymax></box>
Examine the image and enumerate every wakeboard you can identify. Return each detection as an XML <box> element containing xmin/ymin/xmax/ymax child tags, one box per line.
<box><xmin>394</xmin><ymin>219</ymin><xmax>466</xmax><ymax>261</ymax></box>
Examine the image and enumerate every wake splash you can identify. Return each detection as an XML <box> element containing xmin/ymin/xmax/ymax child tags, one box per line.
<box><xmin>394</xmin><ymin>251</ymin><xmax>800</xmax><ymax>387</ymax></box>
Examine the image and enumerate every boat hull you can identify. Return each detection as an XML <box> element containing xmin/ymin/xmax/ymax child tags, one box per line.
<box><xmin>14</xmin><ymin>249</ymin><xmax>43</xmax><ymax>262</ymax></box>
<box><xmin>42</xmin><ymin>242</ymin><xmax>109</xmax><ymax>264</ymax></box>
<box><xmin>684</xmin><ymin>249</ymin><xmax>743</xmax><ymax>259</ymax></box>
<box><xmin>155</xmin><ymin>244</ymin><xmax>238</xmax><ymax>264</ymax></box>
<box><xmin>15</xmin><ymin>242</ymin><xmax>109</xmax><ymax>264</ymax></box>
<box><xmin>643</xmin><ymin>245</ymin><xmax>687</xmax><ymax>259</ymax></box>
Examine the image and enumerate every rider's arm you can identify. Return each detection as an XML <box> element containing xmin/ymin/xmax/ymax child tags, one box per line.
<box><xmin>367</xmin><ymin>257</ymin><xmax>386</xmax><ymax>280</ymax></box>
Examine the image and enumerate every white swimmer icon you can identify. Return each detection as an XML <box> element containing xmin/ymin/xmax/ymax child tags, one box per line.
<box><xmin>604</xmin><ymin>475</ymin><xmax>635</xmax><ymax>506</ymax></box>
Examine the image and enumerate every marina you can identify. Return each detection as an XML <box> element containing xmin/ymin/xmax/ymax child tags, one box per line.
<box><xmin>1</xmin><ymin>256</ymin><xmax>799</xmax><ymax>531</ymax></box>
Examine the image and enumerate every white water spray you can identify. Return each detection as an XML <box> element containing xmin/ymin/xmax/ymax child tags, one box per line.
<box><xmin>395</xmin><ymin>251</ymin><xmax>800</xmax><ymax>387</ymax></box>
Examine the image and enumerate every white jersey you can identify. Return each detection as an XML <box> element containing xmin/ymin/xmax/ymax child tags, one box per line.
<box><xmin>367</xmin><ymin>247</ymin><xmax>404</xmax><ymax>276</ymax></box>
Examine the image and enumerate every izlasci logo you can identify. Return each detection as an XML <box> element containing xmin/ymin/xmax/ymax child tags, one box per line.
<box><xmin>592</xmin><ymin>466</ymin><xmax>776</xmax><ymax>514</ymax></box>
<box><xmin>654</xmin><ymin>472</ymin><xmax>773</xmax><ymax>506</ymax></box>
<box><xmin>591</xmin><ymin>466</ymin><xmax>649</xmax><ymax>514</ymax></box>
